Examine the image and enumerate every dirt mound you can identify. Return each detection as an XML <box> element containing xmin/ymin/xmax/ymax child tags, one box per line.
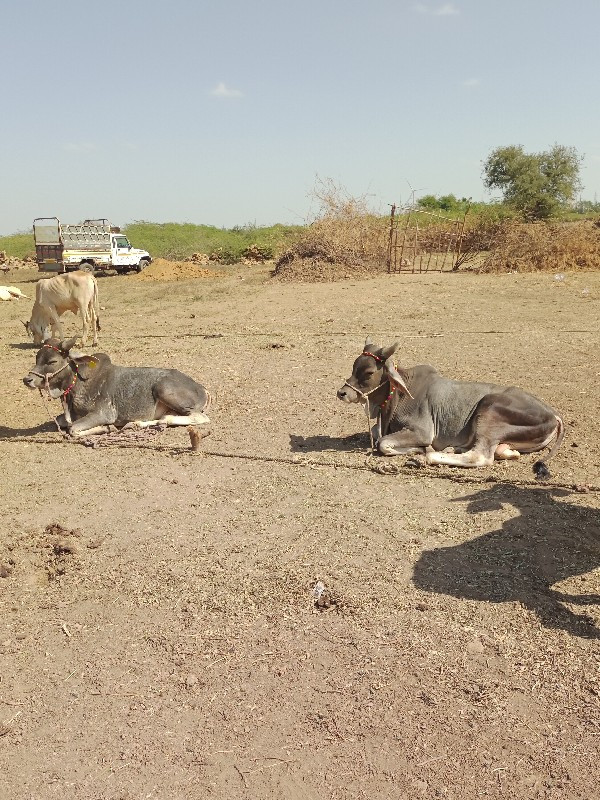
<box><xmin>133</xmin><ymin>258</ymin><xmax>218</xmax><ymax>282</ymax></box>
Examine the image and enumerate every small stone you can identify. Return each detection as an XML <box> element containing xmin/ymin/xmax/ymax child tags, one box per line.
<box><xmin>185</xmin><ymin>673</ymin><xmax>199</xmax><ymax>688</ymax></box>
<box><xmin>466</xmin><ymin>640</ymin><xmax>485</xmax><ymax>655</ymax></box>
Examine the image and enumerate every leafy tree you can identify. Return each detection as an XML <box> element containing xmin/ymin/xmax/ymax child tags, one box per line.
<box><xmin>418</xmin><ymin>194</ymin><xmax>440</xmax><ymax>211</ymax></box>
<box><xmin>482</xmin><ymin>144</ymin><xmax>582</xmax><ymax>220</ymax></box>
<box><xmin>417</xmin><ymin>194</ymin><xmax>472</xmax><ymax>213</ymax></box>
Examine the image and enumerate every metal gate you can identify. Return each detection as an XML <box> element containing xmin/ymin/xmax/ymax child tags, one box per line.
<box><xmin>387</xmin><ymin>204</ymin><xmax>468</xmax><ymax>273</ymax></box>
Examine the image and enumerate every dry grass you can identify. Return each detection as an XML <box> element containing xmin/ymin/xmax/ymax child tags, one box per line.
<box><xmin>274</xmin><ymin>179</ymin><xmax>600</xmax><ymax>281</ymax></box>
<box><xmin>276</xmin><ymin>209</ymin><xmax>600</xmax><ymax>281</ymax></box>
<box><xmin>273</xmin><ymin>178</ymin><xmax>388</xmax><ymax>281</ymax></box>
<box><xmin>479</xmin><ymin>219</ymin><xmax>600</xmax><ymax>273</ymax></box>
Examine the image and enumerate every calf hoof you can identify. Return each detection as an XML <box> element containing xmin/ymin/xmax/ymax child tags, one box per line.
<box><xmin>406</xmin><ymin>455</ymin><xmax>426</xmax><ymax>468</ymax></box>
<box><xmin>378</xmin><ymin>440</ymin><xmax>399</xmax><ymax>456</ymax></box>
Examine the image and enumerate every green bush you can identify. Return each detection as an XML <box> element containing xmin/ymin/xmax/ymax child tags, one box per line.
<box><xmin>0</xmin><ymin>231</ymin><xmax>35</xmax><ymax>259</ymax></box>
<box><xmin>123</xmin><ymin>221</ymin><xmax>298</xmax><ymax>262</ymax></box>
<box><xmin>0</xmin><ymin>221</ymin><xmax>300</xmax><ymax>263</ymax></box>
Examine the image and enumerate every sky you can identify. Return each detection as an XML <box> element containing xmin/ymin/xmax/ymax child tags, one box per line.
<box><xmin>2</xmin><ymin>0</ymin><xmax>600</xmax><ymax>235</ymax></box>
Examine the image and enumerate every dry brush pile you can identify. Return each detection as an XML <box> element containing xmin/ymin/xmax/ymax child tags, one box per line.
<box><xmin>274</xmin><ymin>198</ymin><xmax>600</xmax><ymax>281</ymax></box>
<box><xmin>273</xmin><ymin>179</ymin><xmax>389</xmax><ymax>282</ymax></box>
<box><xmin>478</xmin><ymin>219</ymin><xmax>600</xmax><ymax>273</ymax></box>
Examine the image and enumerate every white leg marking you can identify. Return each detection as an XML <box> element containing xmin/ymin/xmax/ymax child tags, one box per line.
<box><xmin>495</xmin><ymin>443</ymin><xmax>520</xmax><ymax>460</ymax></box>
<box><xmin>378</xmin><ymin>441</ymin><xmax>426</xmax><ymax>456</ymax></box>
<box><xmin>426</xmin><ymin>449</ymin><xmax>494</xmax><ymax>468</ymax></box>
<box><xmin>161</xmin><ymin>413</ymin><xmax>210</xmax><ymax>426</ymax></box>
<box><xmin>132</xmin><ymin>413</ymin><xmax>210</xmax><ymax>429</ymax></box>
<box><xmin>70</xmin><ymin>425</ymin><xmax>111</xmax><ymax>437</ymax></box>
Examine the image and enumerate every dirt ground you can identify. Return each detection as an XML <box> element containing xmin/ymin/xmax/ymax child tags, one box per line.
<box><xmin>1</xmin><ymin>264</ymin><xmax>599</xmax><ymax>800</ymax></box>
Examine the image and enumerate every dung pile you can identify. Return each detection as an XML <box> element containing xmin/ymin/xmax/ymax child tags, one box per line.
<box><xmin>133</xmin><ymin>258</ymin><xmax>218</xmax><ymax>282</ymax></box>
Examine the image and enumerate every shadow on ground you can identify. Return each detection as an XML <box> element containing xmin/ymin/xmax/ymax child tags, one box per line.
<box><xmin>0</xmin><ymin>421</ymin><xmax>59</xmax><ymax>439</ymax></box>
<box><xmin>9</xmin><ymin>342</ymin><xmax>37</xmax><ymax>350</ymax></box>
<box><xmin>289</xmin><ymin>432</ymin><xmax>370</xmax><ymax>453</ymax></box>
<box><xmin>413</xmin><ymin>483</ymin><xmax>600</xmax><ymax>639</ymax></box>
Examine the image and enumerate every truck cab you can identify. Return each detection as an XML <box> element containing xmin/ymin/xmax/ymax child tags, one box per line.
<box><xmin>111</xmin><ymin>233</ymin><xmax>152</xmax><ymax>271</ymax></box>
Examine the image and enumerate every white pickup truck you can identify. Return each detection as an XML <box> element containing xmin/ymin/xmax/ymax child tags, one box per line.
<box><xmin>34</xmin><ymin>217</ymin><xmax>152</xmax><ymax>274</ymax></box>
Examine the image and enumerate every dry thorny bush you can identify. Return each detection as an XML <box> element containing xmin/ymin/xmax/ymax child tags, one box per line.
<box><xmin>273</xmin><ymin>179</ymin><xmax>600</xmax><ymax>281</ymax></box>
<box><xmin>274</xmin><ymin>178</ymin><xmax>389</xmax><ymax>280</ymax></box>
<box><xmin>479</xmin><ymin>219</ymin><xmax>600</xmax><ymax>273</ymax></box>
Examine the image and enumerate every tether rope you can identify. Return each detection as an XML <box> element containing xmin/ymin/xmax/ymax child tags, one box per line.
<box><xmin>2</xmin><ymin>432</ymin><xmax>598</xmax><ymax>494</ymax></box>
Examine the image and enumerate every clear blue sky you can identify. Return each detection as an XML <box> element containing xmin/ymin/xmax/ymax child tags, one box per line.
<box><xmin>2</xmin><ymin>0</ymin><xmax>600</xmax><ymax>234</ymax></box>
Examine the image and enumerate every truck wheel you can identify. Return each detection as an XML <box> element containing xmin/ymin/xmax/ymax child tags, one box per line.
<box><xmin>136</xmin><ymin>259</ymin><xmax>150</xmax><ymax>272</ymax></box>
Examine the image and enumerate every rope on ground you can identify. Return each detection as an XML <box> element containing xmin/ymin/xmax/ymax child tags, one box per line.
<box><xmin>105</xmin><ymin>328</ymin><xmax>596</xmax><ymax>342</ymax></box>
<box><xmin>5</xmin><ymin>432</ymin><xmax>597</xmax><ymax>493</ymax></box>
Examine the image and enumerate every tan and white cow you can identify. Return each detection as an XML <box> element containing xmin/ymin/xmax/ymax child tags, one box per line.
<box><xmin>24</xmin><ymin>271</ymin><xmax>100</xmax><ymax>346</ymax></box>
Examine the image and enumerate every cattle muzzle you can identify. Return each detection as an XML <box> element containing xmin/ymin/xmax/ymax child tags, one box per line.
<box><xmin>337</xmin><ymin>380</ymin><xmax>382</xmax><ymax>404</ymax></box>
<box><xmin>23</xmin><ymin>361</ymin><xmax>71</xmax><ymax>391</ymax></box>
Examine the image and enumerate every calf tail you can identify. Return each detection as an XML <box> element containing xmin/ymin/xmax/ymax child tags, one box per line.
<box><xmin>533</xmin><ymin>415</ymin><xmax>565</xmax><ymax>480</ymax></box>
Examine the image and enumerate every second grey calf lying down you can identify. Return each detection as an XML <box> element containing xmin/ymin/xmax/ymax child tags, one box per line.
<box><xmin>337</xmin><ymin>337</ymin><xmax>564</xmax><ymax>479</ymax></box>
<box><xmin>23</xmin><ymin>338</ymin><xmax>210</xmax><ymax>437</ymax></box>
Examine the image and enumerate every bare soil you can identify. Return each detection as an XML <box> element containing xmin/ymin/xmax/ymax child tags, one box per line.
<box><xmin>1</xmin><ymin>264</ymin><xmax>599</xmax><ymax>800</ymax></box>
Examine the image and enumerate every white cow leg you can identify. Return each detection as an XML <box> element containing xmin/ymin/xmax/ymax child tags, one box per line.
<box><xmin>129</xmin><ymin>412</ymin><xmax>210</xmax><ymax>429</ymax></box>
<box><xmin>160</xmin><ymin>412</ymin><xmax>211</xmax><ymax>426</ymax></box>
<box><xmin>50</xmin><ymin>313</ymin><xmax>64</xmax><ymax>341</ymax></box>
<box><xmin>80</xmin><ymin>313</ymin><xmax>90</xmax><ymax>346</ymax></box>
<box><xmin>378</xmin><ymin>430</ymin><xmax>430</xmax><ymax>456</ymax></box>
<box><xmin>70</xmin><ymin>424</ymin><xmax>112</xmax><ymax>437</ymax></box>
<box><xmin>426</xmin><ymin>448</ymin><xmax>494</xmax><ymax>468</ymax></box>
<box><xmin>91</xmin><ymin>309</ymin><xmax>98</xmax><ymax>346</ymax></box>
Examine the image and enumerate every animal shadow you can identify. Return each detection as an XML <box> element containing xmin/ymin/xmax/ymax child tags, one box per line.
<box><xmin>289</xmin><ymin>432</ymin><xmax>369</xmax><ymax>453</ymax></box>
<box><xmin>413</xmin><ymin>484</ymin><xmax>600</xmax><ymax>639</ymax></box>
<box><xmin>9</xmin><ymin>342</ymin><xmax>37</xmax><ymax>350</ymax></box>
<box><xmin>0</xmin><ymin>421</ymin><xmax>59</xmax><ymax>439</ymax></box>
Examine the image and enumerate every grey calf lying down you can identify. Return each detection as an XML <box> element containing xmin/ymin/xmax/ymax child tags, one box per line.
<box><xmin>23</xmin><ymin>338</ymin><xmax>210</xmax><ymax>437</ymax></box>
<box><xmin>337</xmin><ymin>338</ymin><xmax>564</xmax><ymax>479</ymax></box>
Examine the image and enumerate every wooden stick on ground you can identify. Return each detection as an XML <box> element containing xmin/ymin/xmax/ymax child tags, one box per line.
<box><xmin>188</xmin><ymin>426</ymin><xmax>211</xmax><ymax>452</ymax></box>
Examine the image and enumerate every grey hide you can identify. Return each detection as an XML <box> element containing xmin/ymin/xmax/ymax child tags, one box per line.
<box><xmin>23</xmin><ymin>338</ymin><xmax>210</xmax><ymax>437</ymax></box>
<box><xmin>337</xmin><ymin>338</ymin><xmax>564</xmax><ymax>479</ymax></box>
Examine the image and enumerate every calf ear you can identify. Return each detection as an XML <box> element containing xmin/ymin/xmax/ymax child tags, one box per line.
<box><xmin>59</xmin><ymin>338</ymin><xmax>78</xmax><ymax>355</ymax></box>
<box><xmin>380</xmin><ymin>341</ymin><xmax>400</xmax><ymax>360</ymax></box>
<box><xmin>364</xmin><ymin>335</ymin><xmax>374</xmax><ymax>350</ymax></box>
<box><xmin>74</xmin><ymin>355</ymin><xmax>100</xmax><ymax>381</ymax></box>
<box><xmin>385</xmin><ymin>358</ymin><xmax>414</xmax><ymax>399</ymax></box>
